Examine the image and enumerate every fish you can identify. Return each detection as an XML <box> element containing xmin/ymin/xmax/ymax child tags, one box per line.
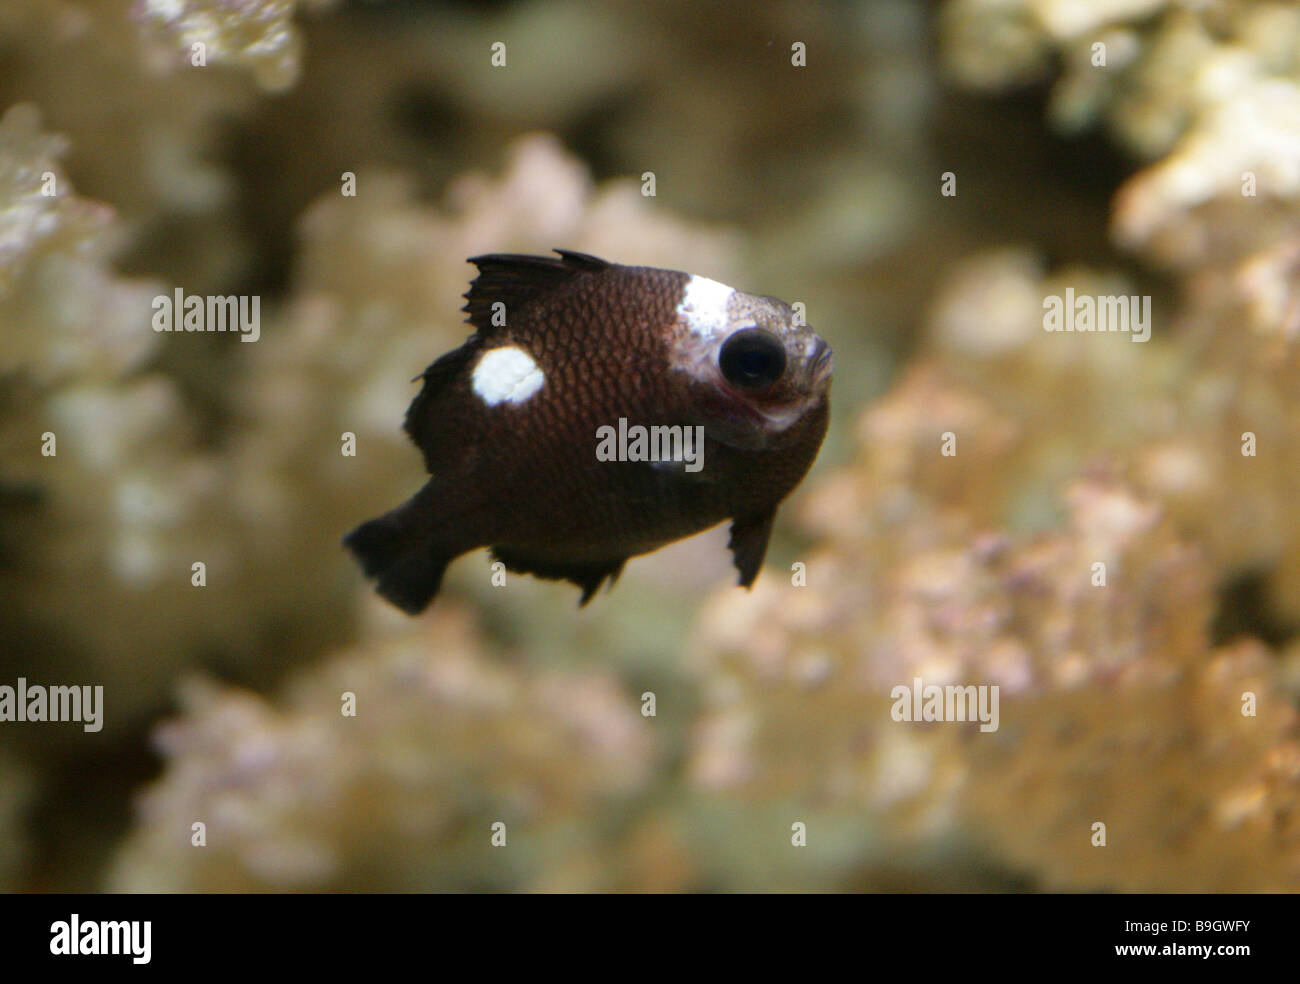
<box><xmin>344</xmin><ymin>249</ymin><xmax>832</xmax><ymax>614</ymax></box>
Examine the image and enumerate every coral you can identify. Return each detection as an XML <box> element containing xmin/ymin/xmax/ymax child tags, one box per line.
<box><xmin>0</xmin><ymin>0</ymin><xmax>258</xmax><ymax>292</ymax></box>
<box><xmin>686</xmin><ymin>390</ymin><xmax>1300</xmax><ymax>889</ymax></box>
<box><xmin>133</xmin><ymin>0</ymin><xmax>337</xmax><ymax>93</ymax></box>
<box><xmin>919</xmin><ymin>247</ymin><xmax>1300</xmax><ymax>621</ymax></box>
<box><xmin>0</xmin><ymin>104</ymin><xmax>231</xmax><ymax>727</ymax></box>
<box><xmin>108</xmin><ymin>606</ymin><xmax>656</xmax><ymax>892</ymax></box>
<box><xmin>942</xmin><ymin>1</ymin><xmax>1300</xmax><ymax>273</ymax></box>
<box><xmin>0</xmin><ymin>104</ymin><xmax>157</xmax><ymax>382</ymax></box>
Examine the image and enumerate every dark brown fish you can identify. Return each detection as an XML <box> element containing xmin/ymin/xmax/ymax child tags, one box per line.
<box><xmin>345</xmin><ymin>250</ymin><xmax>832</xmax><ymax>613</ymax></box>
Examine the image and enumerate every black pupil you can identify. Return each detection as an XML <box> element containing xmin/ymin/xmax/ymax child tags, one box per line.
<box><xmin>720</xmin><ymin>329</ymin><xmax>786</xmax><ymax>390</ymax></box>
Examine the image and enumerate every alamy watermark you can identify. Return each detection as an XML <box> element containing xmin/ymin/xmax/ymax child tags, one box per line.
<box><xmin>50</xmin><ymin>914</ymin><xmax>150</xmax><ymax>964</ymax></box>
<box><xmin>890</xmin><ymin>677</ymin><xmax>999</xmax><ymax>733</ymax></box>
<box><xmin>152</xmin><ymin>288</ymin><xmax>261</xmax><ymax>342</ymax></box>
<box><xmin>0</xmin><ymin>678</ymin><xmax>103</xmax><ymax>732</ymax></box>
<box><xmin>1043</xmin><ymin>288</ymin><xmax>1150</xmax><ymax>343</ymax></box>
<box><xmin>595</xmin><ymin>418</ymin><xmax>705</xmax><ymax>473</ymax></box>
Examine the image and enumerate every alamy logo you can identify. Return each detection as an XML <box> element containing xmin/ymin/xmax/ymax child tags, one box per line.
<box><xmin>1043</xmin><ymin>288</ymin><xmax>1150</xmax><ymax>343</ymax></box>
<box><xmin>595</xmin><ymin>418</ymin><xmax>705</xmax><ymax>473</ymax></box>
<box><xmin>50</xmin><ymin>914</ymin><xmax>150</xmax><ymax>964</ymax></box>
<box><xmin>152</xmin><ymin>288</ymin><xmax>261</xmax><ymax>342</ymax></box>
<box><xmin>890</xmin><ymin>677</ymin><xmax>999</xmax><ymax>733</ymax></box>
<box><xmin>0</xmin><ymin>678</ymin><xmax>103</xmax><ymax>732</ymax></box>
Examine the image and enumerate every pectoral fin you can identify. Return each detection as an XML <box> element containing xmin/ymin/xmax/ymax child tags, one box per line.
<box><xmin>728</xmin><ymin>509</ymin><xmax>776</xmax><ymax>588</ymax></box>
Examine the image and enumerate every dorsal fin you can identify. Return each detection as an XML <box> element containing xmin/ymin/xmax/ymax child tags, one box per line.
<box><xmin>462</xmin><ymin>250</ymin><xmax>610</xmax><ymax>334</ymax></box>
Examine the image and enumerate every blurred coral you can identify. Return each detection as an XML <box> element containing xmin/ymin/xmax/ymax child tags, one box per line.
<box><xmin>0</xmin><ymin>103</ymin><xmax>230</xmax><ymax>727</ymax></box>
<box><xmin>942</xmin><ymin>0</ymin><xmax>1300</xmax><ymax>273</ymax></box>
<box><xmin>688</xmin><ymin>405</ymin><xmax>1300</xmax><ymax>890</ymax></box>
<box><xmin>108</xmin><ymin>605</ymin><xmax>656</xmax><ymax>892</ymax></box>
<box><xmin>133</xmin><ymin>0</ymin><xmax>337</xmax><ymax>93</ymax></box>
<box><xmin>0</xmin><ymin>104</ymin><xmax>157</xmax><ymax>381</ymax></box>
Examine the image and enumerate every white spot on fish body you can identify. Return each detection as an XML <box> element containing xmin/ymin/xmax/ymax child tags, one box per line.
<box><xmin>472</xmin><ymin>345</ymin><xmax>545</xmax><ymax>405</ymax></box>
<box><xmin>676</xmin><ymin>274</ymin><xmax>735</xmax><ymax>339</ymax></box>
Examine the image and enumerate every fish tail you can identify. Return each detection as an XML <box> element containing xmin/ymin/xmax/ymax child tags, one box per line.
<box><xmin>343</xmin><ymin>484</ymin><xmax>456</xmax><ymax>615</ymax></box>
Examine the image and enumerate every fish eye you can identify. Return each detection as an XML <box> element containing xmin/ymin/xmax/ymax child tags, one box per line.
<box><xmin>718</xmin><ymin>328</ymin><xmax>787</xmax><ymax>391</ymax></box>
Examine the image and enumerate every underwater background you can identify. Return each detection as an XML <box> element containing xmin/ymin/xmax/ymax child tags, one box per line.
<box><xmin>3</xmin><ymin>0</ymin><xmax>1300</xmax><ymax>891</ymax></box>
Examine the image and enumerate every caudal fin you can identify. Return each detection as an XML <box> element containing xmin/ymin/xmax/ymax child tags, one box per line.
<box><xmin>343</xmin><ymin>501</ymin><xmax>452</xmax><ymax>615</ymax></box>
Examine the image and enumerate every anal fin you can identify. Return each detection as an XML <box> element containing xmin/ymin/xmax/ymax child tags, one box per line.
<box><xmin>490</xmin><ymin>547</ymin><xmax>626</xmax><ymax>606</ymax></box>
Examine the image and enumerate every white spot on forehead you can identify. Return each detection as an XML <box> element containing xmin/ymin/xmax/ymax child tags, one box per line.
<box><xmin>676</xmin><ymin>274</ymin><xmax>735</xmax><ymax>338</ymax></box>
<box><xmin>472</xmin><ymin>345</ymin><xmax>544</xmax><ymax>406</ymax></box>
